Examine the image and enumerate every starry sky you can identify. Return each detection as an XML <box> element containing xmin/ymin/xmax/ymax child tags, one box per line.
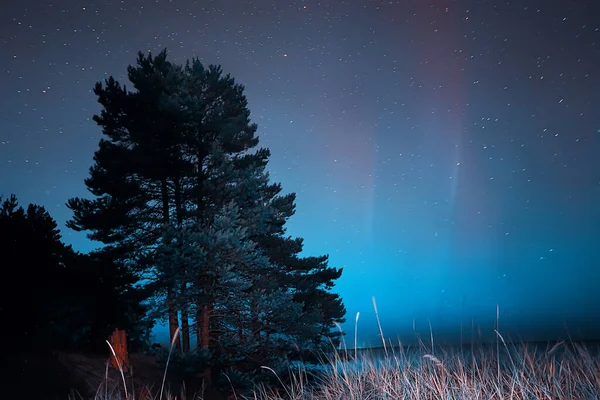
<box><xmin>2</xmin><ymin>0</ymin><xmax>600</xmax><ymax>348</ymax></box>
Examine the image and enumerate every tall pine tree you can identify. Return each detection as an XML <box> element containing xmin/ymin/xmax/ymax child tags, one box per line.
<box><xmin>67</xmin><ymin>50</ymin><xmax>188</xmax><ymax>348</ymax></box>
<box><xmin>67</xmin><ymin>49</ymin><xmax>346</xmax><ymax>392</ymax></box>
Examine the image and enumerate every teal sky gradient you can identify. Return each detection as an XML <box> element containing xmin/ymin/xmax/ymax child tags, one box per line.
<box><xmin>1</xmin><ymin>0</ymin><xmax>599</xmax><ymax>348</ymax></box>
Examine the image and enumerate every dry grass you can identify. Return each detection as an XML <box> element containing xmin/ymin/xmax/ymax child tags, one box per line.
<box><xmin>252</xmin><ymin>337</ymin><xmax>600</xmax><ymax>400</ymax></box>
<box><xmin>71</xmin><ymin>301</ymin><xmax>600</xmax><ymax>400</ymax></box>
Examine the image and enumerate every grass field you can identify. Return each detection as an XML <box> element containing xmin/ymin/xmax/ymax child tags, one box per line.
<box><xmin>75</xmin><ymin>304</ymin><xmax>600</xmax><ymax>400</ymax></box>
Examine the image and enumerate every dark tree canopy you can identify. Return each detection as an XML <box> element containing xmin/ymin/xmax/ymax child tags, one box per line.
<box><xmin>0</xmin><ymin>194</ymin><xmax>154</xmax><ymax>398</ymax></box>
<box><xmin>65</xmin><ymin>48</ymin><xmax>346</xmax><ymax>393</ymax></box>
<box><xmin>0</xmin><ymin>194</ymin><xmax>153</xmax><ymax>354</ymax></box>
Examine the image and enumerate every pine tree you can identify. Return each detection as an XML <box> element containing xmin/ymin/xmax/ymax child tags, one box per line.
<box><xmin>239</xmin><ymin>168</ymin><xmax>347</xmax><ymax>365</ymax></box>
<box><xmin>1</xmin><ymin>194</ymin><xmax>71</xmax><ymax>354</ymax></box>
<box><xmin>154</xmin><ymin>198</ymin><xmax>305</xmax><ymax>390</ymax></box>
<box><xmin>67</xmin><ymin>50</ymin><xmax>267</xmax><ymax>353</ymax></box>
<box><xmin>67</xmin><ymin>50</ymin><xmax>190</xmax><ymax>349</ymax></box>
<box><xmin>223</xmin><ymin>146</ymin><xmax>347</xmax><ymax>359</ymax></box>
<box><xmin>1</xmin><ymin>194</ymin><xmax>153</xmax><ymax>399</ymax></box>
<box><xmin>67</xmin><ymin>49</ymin><xmax>346</xmax><ymax>392</ymax></box>
<box><xmin>187</xmin><ymin>142</ymin><xmax>344</xmax><ymax>387</ymax></box>
<box><xmin>165</xmin><ymin>61</ymin><xmax>264</xmax><ymax>352</ymax></box>
<box><xmin>0</xmin><ymin>194</ymin><xmax>152</xmax><ymax>354</ymax></box>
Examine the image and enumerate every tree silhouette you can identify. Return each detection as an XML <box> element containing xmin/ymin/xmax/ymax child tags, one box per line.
<box><xmin>66</xmin><ymin>49</ymin><xmax>346</xmax><ymax>392</ymax></box>
<box><xmin>67</xmin><ymin>50</ymin><xmax>262</xmax><ymax>351</ymax></box>
<box><xmin>0</xmin><ymin>194</ymin><xmax>153</xmax><ymax>398</ymax></box>
<box><xmin>1</xmin><ymin>194</ymin><xmax>70</xmax><ymax>354</ymax></box>
<box><xmin>0</xmin><ymin>194</ymin><xmax>152</xmax><ymax>353</ymax></box>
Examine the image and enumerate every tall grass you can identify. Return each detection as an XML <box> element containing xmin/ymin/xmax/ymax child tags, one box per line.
<box><xmin>73</xmin><ymin>301</ymin><xmax>600</xmax><ymax>400</ymax></box>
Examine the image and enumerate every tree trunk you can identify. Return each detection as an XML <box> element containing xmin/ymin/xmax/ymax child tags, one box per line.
<box><xmin>198</xmin><ymin>304</ymin><xmax>211</xmax><ymax>349</ymax></box>
<box><xmin>197</xmin><ymin>303</ymin><xmax>213</xmax><ymax>389</ymax></box>
<box><xmin>167</xmin><ymin>286</ymin><xmax>180</xmax><ymax>350</ymax></box>
<box><xmin>194</xmin><ymin>153</ymin><xmax>212</xmax><ymax>385</ymax></box>
<box><xmin>181</xmin><ymin>305</ymin><xmax>190</xmax><ymax>353</ymax></box>
<box><xmin>162</xmin><ymin>178</ymin><xmax>180</xmax><ymax>350</ymax></box>
<box><xmin>174</xmin><ymin>178</ymin><xmax>190</xmax><ymax>353</ymax></box>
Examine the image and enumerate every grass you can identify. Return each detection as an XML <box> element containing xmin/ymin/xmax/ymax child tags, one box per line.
<box><xmin>72</xmin><ymin>300</ymin><xmax>600</xmax><ymax>400</ymax></box>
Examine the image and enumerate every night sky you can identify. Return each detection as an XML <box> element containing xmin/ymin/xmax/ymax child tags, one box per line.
<box><xmin>2</xmin><ymin>0</ymin><xmax>600</xmax><ymax>348</ymax></box>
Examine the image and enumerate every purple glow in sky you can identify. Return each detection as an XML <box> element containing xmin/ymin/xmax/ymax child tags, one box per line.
<box><xmin>2</xmin><ymin>0</ymin><xmax>600</xmax><ymax>347</ymax></box>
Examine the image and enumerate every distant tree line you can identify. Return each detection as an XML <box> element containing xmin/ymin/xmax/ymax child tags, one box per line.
<box><xmin>0</xmin><ymin>194</ymin><xmax>152</xmax><ymax>354</ymax></box>
<box><xmin>59</xmin><ymin>49</ymin><xmax>346</xmax><ymax>394</ymax></box>
<box><xmin>0</xmin><ymin>193</ymin><xmax>152</xmax><ymax>397</ymax></box>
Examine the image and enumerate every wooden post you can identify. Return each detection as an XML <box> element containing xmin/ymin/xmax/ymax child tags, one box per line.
<box><xmin>108</xmin><ymin>328</ymin><xmax>130</xmax><ymax>373</ymax></box>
